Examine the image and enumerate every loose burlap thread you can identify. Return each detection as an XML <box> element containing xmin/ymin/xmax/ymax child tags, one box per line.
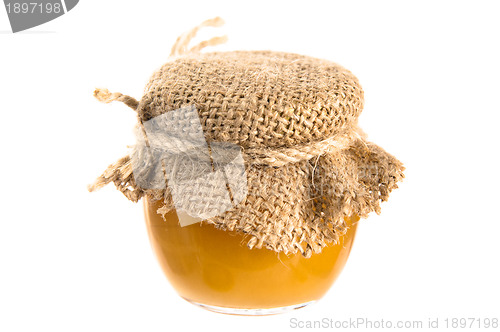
<box><xmin>89</xmin><ymin>18</ymin><xmax>404</xmax><ymax>258</ymax></box>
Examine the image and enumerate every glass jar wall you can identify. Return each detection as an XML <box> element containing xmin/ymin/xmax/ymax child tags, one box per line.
<box><xmin>143</xmin><ymin>197</ymin><xmax>358</xmax><ymax>315</ymax></box>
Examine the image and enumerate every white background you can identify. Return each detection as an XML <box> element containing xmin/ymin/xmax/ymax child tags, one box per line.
<box><xmin>1</xmin><ymin>1</ymin><xmax>499</xmax><ymax>331</ymax></box>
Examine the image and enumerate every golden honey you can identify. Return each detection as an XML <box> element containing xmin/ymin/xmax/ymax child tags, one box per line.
<box><xmin>143</xmin><ymin>197</ymin><xmax>358</xmax><ymax>312</ymax></box>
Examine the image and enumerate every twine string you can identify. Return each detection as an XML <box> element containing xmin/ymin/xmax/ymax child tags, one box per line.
<box><xmin>170</xmin><ymin>16</ymin><xmax>227</xmax><ymax>57</ymax></box>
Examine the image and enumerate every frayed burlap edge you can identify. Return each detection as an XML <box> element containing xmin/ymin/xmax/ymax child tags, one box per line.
<box><xmin>88</xmin><ymin>135</ymin><xmax>404</xmax><ymax>258</ymax></box>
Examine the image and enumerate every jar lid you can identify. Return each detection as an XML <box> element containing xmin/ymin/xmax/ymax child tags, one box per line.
<box><xmin>139</xmin><ymin>50</ymin><xmax>364</xmax><ymax>150</ymax></box>
<box><xmin>89</xmin><ymin>18</ymin><xmax>404</xmax><ymax>257</ymax></box>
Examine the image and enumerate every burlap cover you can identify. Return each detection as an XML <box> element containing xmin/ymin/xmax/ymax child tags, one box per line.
<box><xmin>89</xmin><ymin>18</ymin><xmax>404</xmax><ymax>257</ymax></box>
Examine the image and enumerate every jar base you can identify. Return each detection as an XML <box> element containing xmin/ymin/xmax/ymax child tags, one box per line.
<box><xmin>183</xmin><ymin>298</ymin><xmax>316</xmax><ymax>316</ymax></box>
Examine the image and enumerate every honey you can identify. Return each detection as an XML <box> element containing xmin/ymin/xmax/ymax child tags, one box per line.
<box><xmin>143</xmin><ymin>197</ymin><xmax>359</xmax><ymax>312</ymax></box>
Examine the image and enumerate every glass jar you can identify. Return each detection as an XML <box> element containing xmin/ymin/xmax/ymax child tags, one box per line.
<box><xmin>143</xmin><ymin>196</ymin><xmax>358</xmax><ymax>315</ymax></box>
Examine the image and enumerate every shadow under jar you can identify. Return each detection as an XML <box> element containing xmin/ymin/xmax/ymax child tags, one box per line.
<box><xmin>143</xmin><ymin>197</ymin><xmax>359</xmax><ymax>315</ymax></box>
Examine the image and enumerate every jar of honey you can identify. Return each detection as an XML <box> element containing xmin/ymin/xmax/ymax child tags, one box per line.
<box><xmin>144</xmin><ymin>197</ymin><xmax>359</xmax><ymax>314</ymax></box>
<box><xmin>89</xmin><ymin>17</ymin><xmax>404</xmax><ymax>315</ymax></box>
